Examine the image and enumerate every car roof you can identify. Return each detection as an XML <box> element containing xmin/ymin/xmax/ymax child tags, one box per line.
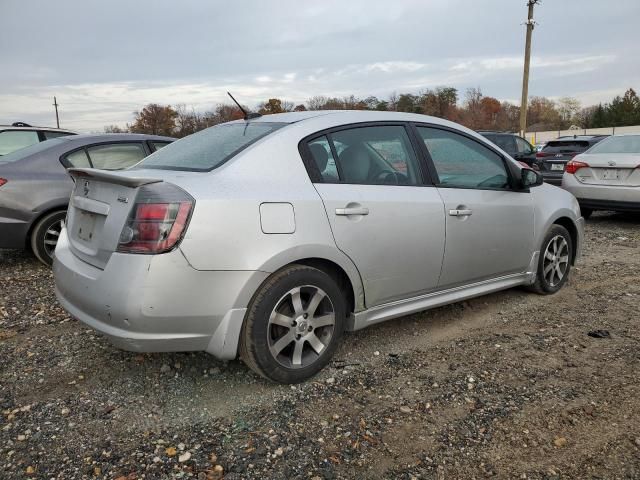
<box><xmin>477</xmin><ymin>131</ymin><xmax>517</xmax><ymax>135</ymax></box>
<box><xmin>555</xmin><ymin>135</ymin><xmax>607</xmax><ymax>141</ymax></box>
<box><xmin>0</xmin><ymin>125</ymin><xmax>77</xmax><ymax>133</ymax></box>
<box><xmin>230</xmin><ymin>110</ymin><xmax>472</xmax><ymax>130</ymax></box>
<box><xmin>52</xmin><ymin>133</ymin><xmax>176</xmax><ymax>143</ymax></box>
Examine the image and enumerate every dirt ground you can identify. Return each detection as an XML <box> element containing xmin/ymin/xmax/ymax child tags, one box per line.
<box><xmin>1</xmin><ymin>212</ymin><xmax>639</xmax><ymax>480</ymax></box>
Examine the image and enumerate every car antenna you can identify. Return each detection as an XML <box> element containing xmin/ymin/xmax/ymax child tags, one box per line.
<box><xmin>227</xmin><ymin>92</ymin><xmax>262</xmax><ymax>121</ymax></box>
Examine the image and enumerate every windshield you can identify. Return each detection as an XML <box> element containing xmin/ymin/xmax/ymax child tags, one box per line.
<box><xmin>0</xmin><ymin>138</ymin><xmax>66</xmax><ymax>164</ymax></box>
<box><xmin>587</xmin><ymin>135</ymin><xmax>640</xmax><ymax>154</ymax></box>
<box><xmin>135</xmin><ymin>122</ymin><xmax>285</xmax><ymax>171</ymax></box>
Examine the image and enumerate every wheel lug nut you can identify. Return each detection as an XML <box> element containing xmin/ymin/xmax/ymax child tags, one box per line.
<box><xmin>303</xmin><ymin>313</ymin><xmax>308</xmax><ymax>319</ymax></box>
<box><xmin>308</xmin><ymin>326</ymin><xmax>313</xmax><ymax>331</ymax></box>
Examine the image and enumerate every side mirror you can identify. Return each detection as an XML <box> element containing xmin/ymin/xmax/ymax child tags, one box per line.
<box><xmin>521</xmin><ymin>168</ymin><xmax>543</xmax><ymax>188</ymax></box>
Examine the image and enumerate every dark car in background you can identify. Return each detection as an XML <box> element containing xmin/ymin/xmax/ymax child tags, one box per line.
<box><xmin>478</xmin><ymin>131</ymin><xmax>539</xmax><ymax>169</ymax></box>
<box><xmin>0</xmin><ymin>133</ymin><xmax>174</xmax><ymax>265</ymax></box>
<box><xmin>0</xmin><ymin>122</ymin><xmax>76</xmax><ymax>156</ymax></box>
<box><xmin>536</xmin><ymin>135</ymin><xmax>609</xmax><ymax>185</ymax></box>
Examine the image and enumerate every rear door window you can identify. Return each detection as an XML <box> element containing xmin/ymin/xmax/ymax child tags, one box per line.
<box><xmin>86</xmin><ymin>143</ymin><xmax>147</xmax><ymax>170</ymax></box>
<box><xmin>484</xmin><ymin>134</ymin><xmax>515</xmax><ymax>154</ymax></box>
<box><xmin>308</xmin><ymin>136</ymin><xmax>339</xmax><ymax>182</ymax></box>
<box><xmin>327</xmin><ymin>125</ymin><xmax>421</xmax><ymax>185</ymax></box>
<box><xmin>0</xmin><ymin>130</ymin><xmax>40</xmax><ymax>155</ymax></box>
<box><xmin>515</xmin><ymin>137</ymin><xmax>534</xmax><ymax>154</ymax></box>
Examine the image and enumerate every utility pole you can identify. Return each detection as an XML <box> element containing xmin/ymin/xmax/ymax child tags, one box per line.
<box><xmin>53</xmin><ymin>96</ymin><xmax>60</xmax><ymax>128</ymax></box>
<box><xmin>519</xmin><ymin>0</ymin><xmax>539</xmax><ymax>137</ymax></box>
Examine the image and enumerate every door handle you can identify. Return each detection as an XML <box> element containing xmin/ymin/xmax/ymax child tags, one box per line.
<box><xmin>448</xmin><ymin>209</ymin><xmax>473</xmax><ymax>216</ymax></box>
<box><xmin>336</xmin><ymin>207</ymin><xmax>369</xmax><ymax>216</ymax></box>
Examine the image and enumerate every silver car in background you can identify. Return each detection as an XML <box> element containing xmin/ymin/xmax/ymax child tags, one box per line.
<box><xmin>561</xmin><ymin>134</ymin><xmax>640</xmax><ymax>218</ymax></box>
<box><xmin>0</xmin><ymin>134</ymin><xmax>174</xmax><ymax>265</ymax></box>
<box><xmin>53</xmin><ymin>111</ymin><xmax>584</xmax><ymax>383</ymax></box>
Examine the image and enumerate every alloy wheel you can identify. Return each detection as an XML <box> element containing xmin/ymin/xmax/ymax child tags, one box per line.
<box><xmin>543</xmin><ymin>235</ymin><xmax>569</xmax><ymax>287</ymax></box>
<box><xmin>267</xmin><ymin>285</ymin><xmax>336</xmax><ymax>369</ymax></box>
<box><xmin>43</xmin><ymin>219</ymin><xmax>64</xmax><ymax>259</ymax></box>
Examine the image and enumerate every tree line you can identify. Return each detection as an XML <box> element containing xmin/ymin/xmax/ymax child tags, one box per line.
<box><xmin>105</xmin><ymin>87</ymin><xmax>640</xmax><ymax>138</ymax></box>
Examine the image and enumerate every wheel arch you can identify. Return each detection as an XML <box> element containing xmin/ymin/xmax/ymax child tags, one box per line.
<box><xmin>256</xmin><ymin>247</ymin><xmax>365</xmax><ymax>314</ymax></box>
<box><xmin>25</xmin><ymin>203</ymin><xmax>68</xmax><ymax>248</ymax></box>
<box><xmin>552</xmin><ymin>216</ymin><xmax>579</xmax><ymax>265</ymax></box>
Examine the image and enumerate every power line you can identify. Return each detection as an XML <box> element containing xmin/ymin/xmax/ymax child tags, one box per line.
<box><xmin>519</xmin><ymin>0</ymin><xmax>540</xmax><ymax>137</ymax></box>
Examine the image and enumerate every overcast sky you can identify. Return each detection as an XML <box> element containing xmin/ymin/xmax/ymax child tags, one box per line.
<box><xmin>1</xmin><ymin>0</ymin><xmax>638</xmax><ymax>132</ymax></box>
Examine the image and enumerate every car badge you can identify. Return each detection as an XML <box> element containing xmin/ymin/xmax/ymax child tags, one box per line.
<box><xmin>555</xmin><ymin>154</ymin><xmax>562</xmax><ymax>158</ymax></box>
<box><xmin>117</xmin><ymin>195</ymin><xmax>129</xmax><ymax>204</ymax></box>
<box><xmin>83</xmin><ymin>181</ymin><xmax>90</xmax><ymax>196</ymax></box>
<box><xmin>608</xmin><ymin>160</ymin><xmax>616</xmax><ymax>167</ymax></box>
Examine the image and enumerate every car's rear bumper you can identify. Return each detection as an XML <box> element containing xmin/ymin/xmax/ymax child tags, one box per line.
<box><xmin>53</xmin><ymin>228</ymin><xmax>269</xmax><ymax>359</ymax></box>
<box><xmin>561</xmin><ymin>174</ymin><xmax>640</xmax><ymax>212</ymax></box>
<box><xmin>541</xmin><ymin>172</ymin><xmax>563</xmax><ymax>186</ymax></box>
<box><xmin>577</xmin><ymin>198</ymin><xmax>640</xmax><ymax>212</ymax></box>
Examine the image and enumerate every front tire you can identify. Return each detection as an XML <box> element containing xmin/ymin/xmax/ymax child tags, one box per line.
<box><xmin>528</xmin><ymin>224</ymin><xmax>573</xmax><ymax>295</ymax></box>
<box><xmin>239</xmin><ymin>264</ymin><xmax>346</xmax><ymax>384</ymax></box>
<box><xmin>30</xmin><ymin>210</ymin><xmax>66</xmax><ymax>266</ymax></box>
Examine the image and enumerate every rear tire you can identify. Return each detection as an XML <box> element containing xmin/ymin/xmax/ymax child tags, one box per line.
<box><xmin>239</xmin><ymin>264</ymin><xmax>346</xmax><ymax>384</ymax></box>
<box><xmin>580</xmin><ymin>207</ymin><xmax>593</xmax><ymax>220</ymax></box>
<box><xmin>30</xmin><ymin>210</ymin><xmax>66</xmax><ymax>266</ymax></box>
<box><xmin>528</xmin><ymin>224</ymin><xmax>573</xmax><ymax>295</ymax></box>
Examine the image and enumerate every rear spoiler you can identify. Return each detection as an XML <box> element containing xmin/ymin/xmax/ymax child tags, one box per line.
<box><xmin>68</xmin><ymin>168</ymin><xmax>162</xmax><ymax>188</ymax></box>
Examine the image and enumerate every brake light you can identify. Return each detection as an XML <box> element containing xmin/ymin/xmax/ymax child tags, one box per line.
<box><xmin>565</xmin><ymin>160</ymin><xmax>589</xmax><ymax>174</ymax></box>
<box><xmin>536</xmin><ymin>152</ymin><xmax>551</xmax><ymax>158</ymax></box>
<box><xmin>0</xmin><ymin>178</ymin><xmax>7</xmax><ymax>187</ymax></box>
<box><xmin>117</xmin><ymin>183</ymin><xmax>194</xmax><ymax>254</ymax></box>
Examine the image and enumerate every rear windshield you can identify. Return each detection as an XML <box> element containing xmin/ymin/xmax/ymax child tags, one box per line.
<box><xmin>0</xmin><ymin>138</ymin><xmax>66</xmax><ymax>164</ymax></box>
<box><xmin>586</xmin><ymin>135</ymin><xmax>640</xmax><ymax>154</ymax></box>
<box><xmin>542</xmin><ymin>140</ymin><xmax>590</xmax><ymax>153</ymax></box>
<box><xmin>135</xmin><ymin>122</ymin><xmax>285</xmax><ymax>172</ymax></box>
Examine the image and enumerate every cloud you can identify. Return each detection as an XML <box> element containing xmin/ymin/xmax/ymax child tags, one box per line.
<box><xmin>0</xmin><ymin>0</ymin><xmax>638</xmax><ymax>131</ymax></box>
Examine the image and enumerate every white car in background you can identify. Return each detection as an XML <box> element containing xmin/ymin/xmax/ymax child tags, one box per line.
<box><xmin>561</xmin><ymin>134</ymin><xmax>640</xmax><ymax>218</ymax></box>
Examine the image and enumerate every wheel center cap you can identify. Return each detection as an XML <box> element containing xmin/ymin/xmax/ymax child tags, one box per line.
<box><xmin>297</xmin><ymin>320</ymin><xmax>308</xmax><ymax>331</ymax></box>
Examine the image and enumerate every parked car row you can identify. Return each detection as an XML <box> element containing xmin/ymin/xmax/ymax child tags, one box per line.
<box><xmin>479</xmin><ymin>130</ymin><xmax>638</xmax><ymax>217</ymax></box>
<box><xmin>2</xmin><ymin>112</ymin><xmax>636</xmax><ymax>384</ymax></box>
<box><xmin>0</xmin><ymin>132</ymin><xmax>174</xmax><ymax>264</ymax></box>
<box><xmin>535</xmin><ymin>135</ymin><xmax>608</xmax><ymax>185</ymax></box>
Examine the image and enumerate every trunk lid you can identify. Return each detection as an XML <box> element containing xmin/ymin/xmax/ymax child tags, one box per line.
<box><xmin>66</xmin><ymin>169</ymin><xmax>163</xmax><ymax>269</ymax></box>
<box><xmin>572</xmin><ymin>154</ymin><xmax>640</xmax><ymax>186</ymax></box>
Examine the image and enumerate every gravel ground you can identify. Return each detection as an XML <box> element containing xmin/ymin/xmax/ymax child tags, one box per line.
<box><xmin>1</xmin><ymin>212</ymin><xmax>639</xmax><ymax>480</ymax></box>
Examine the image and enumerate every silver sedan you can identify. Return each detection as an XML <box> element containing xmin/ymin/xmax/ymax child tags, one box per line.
<box><xmin>561</xmin><ymin>134</ymin><xmax>640</xmax><ymax>218</ymax></box>
<box><xmin>53</xmin><ymin>111</ymin><xmax>584</xmax><ymax>383</ymax></box>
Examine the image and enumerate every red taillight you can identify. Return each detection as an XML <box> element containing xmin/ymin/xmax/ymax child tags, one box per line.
<box><xmin>117</xmin><ymin>183</ymin><xmax>194</xmax><ymax>254</ymax></box>
<box><xmin>565</xmin><ymin>160</ymin><xmax>589</xmax><ymax>174</ymax></box>
<box><xmin>0</xmin><ymin>178</ymin><xmax>7</xmax><ymax>187</ymax></box>
<box><xmin>536</xmin><ymin>152</ymin><xmax>550</xmax><ymax>158</ymax></box>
